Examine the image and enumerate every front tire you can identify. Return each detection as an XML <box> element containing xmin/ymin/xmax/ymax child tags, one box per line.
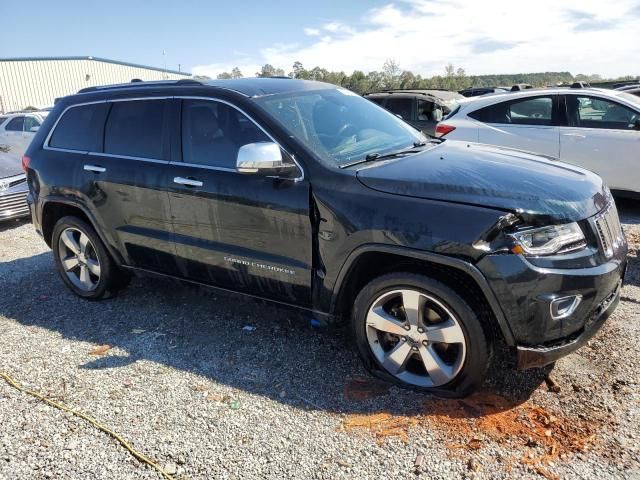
<box><xmin>52</xmin><ymin>216</ymin><xmax>125</xmax><ymax>300</ymax></box>
<box><xmin>351</xmin><ymin>273</ymin><xmax>491</xmax><ymax>398</ymax></box>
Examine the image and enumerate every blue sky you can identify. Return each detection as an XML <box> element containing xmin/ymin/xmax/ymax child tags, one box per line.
<box><xmin>1</xmin><ymin>0</ymin><xmax>639</xmax><ymax>78</ymax></box>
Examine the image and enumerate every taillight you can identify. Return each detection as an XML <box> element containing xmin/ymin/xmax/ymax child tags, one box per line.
<box><xmin>21</xmin><ymin>155</ymin><xmax>31</xmax><ymax>172</ymax></box>
<box><xmin>435</xmin><ymin>124</ymin><xmax>456</xmax><ymax>137</ymax></box>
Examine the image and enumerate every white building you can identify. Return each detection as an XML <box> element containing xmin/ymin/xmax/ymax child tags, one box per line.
<box><xmin>0</xmin><ymin>56</ymin><xmax>190</xmax><ymax>113</ymax></box>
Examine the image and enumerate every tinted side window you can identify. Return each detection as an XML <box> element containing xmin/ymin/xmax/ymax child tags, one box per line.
<box><xmin>384</xmin><ymin>97</ymin><xmax>413</xmax><ymax>121</ymax></box>
<box><xmin>182</xmin><ymin>100</ymin><xmax>269</xmax><ymax>168</ymax></box>
<box><xmin>5</xmin><ymin>117</ymin><xmax>24</xmax><ymax>131</ymax></box>
<box><xmin>104</xmin><ymin>100</ymin><xmax>165</xmax><ymax>159</ymax></box>
<box><xmin>49</xmin><ymin>103</ymin><xmax>109</xmax><ymax>151</ymax></box>
<box><xmin>470</xmin><ymin>96</ymin><xmax>553</xmax><ymax>125</ymax></box>
<box><xmin>566</xmin><ymin>95</ymin><xmax>638</xmax><ymax>130</ymax></box>
<box><xmin>367</xmin><ymin>97</ymin><xmax>385</xmax><ymax>106</ymax></box>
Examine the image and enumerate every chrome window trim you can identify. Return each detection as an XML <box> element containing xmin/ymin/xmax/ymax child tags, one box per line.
<box><xmin>42</xmin><ymin>96</ymin><xmax>305</xmax><ymax>182</ymax></box>
<box><xmin>174</xmin><ymin>161</ymin><xmax>236</xmax><ymax>173</ymax></box>
<box><xmin>88</xmin><ymin>151</ymin><xmax>170</xmax><ymax>165</ymax></box>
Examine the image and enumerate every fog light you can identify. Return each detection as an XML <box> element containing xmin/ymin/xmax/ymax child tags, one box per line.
<box><xmin>550</xmin><ymin>295</ymin><xmax>582</xmax><ymax>320</ymax></box>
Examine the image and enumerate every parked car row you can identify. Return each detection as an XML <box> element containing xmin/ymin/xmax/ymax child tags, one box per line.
<box><xmin>0</xmin><ymin>110</ymin><xmax>49</xmax><ymax>221</ymax></box>
<box><xmin>0</xmin><ymin>110</ymin><xmax>49</xmax><ymax>156</ymax></box>
<box><xmin>435</xmin><ymin>85</ymin><xmax>640</xmax><ymax>195</ymax></box>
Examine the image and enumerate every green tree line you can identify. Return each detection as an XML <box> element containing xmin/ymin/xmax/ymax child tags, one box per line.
<box><xmin>194</xmin><ymin>60</ymin><xmax>638</xmax><ymax>94</ymax></box>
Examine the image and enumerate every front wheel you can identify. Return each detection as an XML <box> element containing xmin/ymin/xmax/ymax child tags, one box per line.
<box><xmin>351</xmin><ymin>273</ymin><xmax>491</xmax><ymax>397</ymax></box>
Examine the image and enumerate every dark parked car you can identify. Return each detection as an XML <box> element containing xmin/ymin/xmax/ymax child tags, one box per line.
<box><xmin>25</xmin><ymin>78</ymin><xmax>626</xmax><ymax>397</ymax></box>
<box><xmin>0</xmin><ymin>150</ymin><xmax>29</xmax><ymax>221</ymax></box>
<box><xmin>364</xmin><ymin>89</ymin><xmax>464</xmax><ymax>136</ymax></box>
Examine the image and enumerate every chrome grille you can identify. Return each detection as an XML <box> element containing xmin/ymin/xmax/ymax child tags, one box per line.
<box><xmin>0</xmin><ymin>191</ymin><xmax>29</xmax><ymax>218</ymax></box>
<box><xmin>592</xmin><ymin>201</ymin><xmax>624</xmax><ymax>259</ymax></box>
<box><xmin>0</xmin><ymin>174</ymin><xmax>26</xmax><ymax>190</ymax></box>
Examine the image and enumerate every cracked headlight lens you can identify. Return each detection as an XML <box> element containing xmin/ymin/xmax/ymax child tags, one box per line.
<box><xmin>511</xmin><ymin>223</ymin><xmax>585</xmax><ymax>255</ymax></box>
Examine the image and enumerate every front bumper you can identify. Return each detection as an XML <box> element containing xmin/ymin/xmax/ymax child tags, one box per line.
<box><xmin>477</xmin><ymin>239</ymin><xmax>627</xmax><ymax>368</ymax></box>
<box><xmin>516</xmin><ymin>278</ymin><xmax>621</xmax><ymax>368</ymax></box>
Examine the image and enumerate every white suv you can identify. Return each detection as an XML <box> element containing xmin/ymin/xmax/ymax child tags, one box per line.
<box><xmin>437</xmin><ymin>87</ymin><xmax>640</xmax><ymax>195</ymax></box>
<box><xmin>0</xmin><ymin>111</ymin><xmax>49</xmax><ymax>156</ymax></box>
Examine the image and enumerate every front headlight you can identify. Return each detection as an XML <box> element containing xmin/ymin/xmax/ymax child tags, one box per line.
<box><xmin>510</xmin><ymin>223</ymin><xmax>585</xmax><ymax>256</ymax></box>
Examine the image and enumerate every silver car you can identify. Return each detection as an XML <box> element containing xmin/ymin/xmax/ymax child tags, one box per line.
<box><xmin>0</xmin><ymin>150</ymin><xmax>29</xmax><ymax>221</ymax></box>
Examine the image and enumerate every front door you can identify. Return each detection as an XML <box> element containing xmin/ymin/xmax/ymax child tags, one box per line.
<box><xmin>560</xmin><ymin>94</ymin><xmax>640</xmax><ymax>192</ymax></box>
<box><xmin>167</xmin><ymin>98</ymin><xmax>313</xmax><ymax>305</ymax></box>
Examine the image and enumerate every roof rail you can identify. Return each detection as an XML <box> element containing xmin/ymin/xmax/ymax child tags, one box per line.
<box><xmin>364</xmin><ymin>90</ymin><xmax>439</xmax><ymax>98</ymax></box>
<box><xmin>77</xmin><ymin>79</ymin><xmax>203</xmax><ymax>94</ymax></box>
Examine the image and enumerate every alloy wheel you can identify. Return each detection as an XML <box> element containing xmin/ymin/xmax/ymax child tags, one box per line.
<box><xmin>365</xmin><ymin>289</ymin><xmax>467</xmax><ymax>387</ymax></box>
<box><xmin>57</xmin><ymin>227</ymin><xmax>101</xmax><ymax>292</ymax></box>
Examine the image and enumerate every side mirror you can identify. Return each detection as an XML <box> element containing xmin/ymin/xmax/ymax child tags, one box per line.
<box><xmin>634</xmin><ymin>118</ymin><xmax>640</xmax><ymax>130</ymax></box>
<box><xmin>236</xmin><ymin>142</ymin><xmax>299</xmax><ymax>178</ymax></box>
<box><xmin>29</xmin><ymin>126</ymin><xmax>39</xmax><ymax>133</ymax></box>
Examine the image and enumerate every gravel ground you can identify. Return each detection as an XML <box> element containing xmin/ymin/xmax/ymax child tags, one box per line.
<box><xmin>0</xmin><ymin>199</ymin><xmax>639</xmax><ymax>480</ymax></box>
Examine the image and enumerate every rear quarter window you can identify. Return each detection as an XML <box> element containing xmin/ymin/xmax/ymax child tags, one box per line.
<box><xmin>469</xmin><ymin>96</ymin><xmax>553</xmax><ymax>126</ymax></box>
<box><xmin>49</xmin><ymin>103</ymin><xmax>109</xmax><ymax>151</ymax></box>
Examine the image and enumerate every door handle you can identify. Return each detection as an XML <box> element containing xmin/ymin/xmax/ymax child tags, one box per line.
<box><xmin>562</xmin><ymin>133</ymin><xmax>586</xmax><ymax>139</ymax></box>
<box><xmin>174</xmin><ymin>176</ymin><xmax>203</xmax><ymax>187</ymax></box>
<box><xmin>84</xmin><ymin>164</ymin><xmax>106</xmax><ymax>173</ymax></box>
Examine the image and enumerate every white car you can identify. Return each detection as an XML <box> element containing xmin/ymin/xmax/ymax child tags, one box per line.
<box><xmin>0</xmin><ymin>111</ymin><xmax>49</xmax><ymax>157</ymax></box>
<box><xmin>436</xmin><ymin>87</ymin><xmax>640</xmax><ymax>195</ymax></box>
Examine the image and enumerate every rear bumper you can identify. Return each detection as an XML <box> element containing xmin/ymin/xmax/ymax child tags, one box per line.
<box><xmin>516</xmin><ymin>279</ymin><xmax>621</xmax><ymax>369</ymax></box>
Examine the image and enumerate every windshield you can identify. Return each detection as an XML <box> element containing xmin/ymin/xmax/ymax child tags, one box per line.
<box><xmin>254</xmin><ymin>88</ymin><xmax>426</xmax><ymax>167</ymax></box>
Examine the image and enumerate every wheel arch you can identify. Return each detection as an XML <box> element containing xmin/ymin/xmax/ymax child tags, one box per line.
<box><xmin>330</xmin><ymin>244</ymin><xmax>515</xmax><ymax>345</ymax></box>
<box><xmin>41</xmin><ymin>197</ymin><xmax>125</xmax><ymax>266</ymax></box>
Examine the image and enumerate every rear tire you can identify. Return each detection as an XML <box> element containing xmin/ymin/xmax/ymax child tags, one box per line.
<box><xmin>52</xmin><ymin>216</ymin><xmax>127</xmax><ymax>300</ymax></box>
<box><xmin>351</xmin><ymin>272</ymin><xmax>491</xmax><ymax>398</ymax></box>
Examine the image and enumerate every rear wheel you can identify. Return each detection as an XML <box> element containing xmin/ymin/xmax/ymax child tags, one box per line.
<box><xmin>52</xmin><ymin>216</ymin><xmax>127</xmax><ymax>299</ymax></box>
<box><xmin>352</xmin><ymin>273</ymin><xmax>491</xmax><ymax>397</ymax></box>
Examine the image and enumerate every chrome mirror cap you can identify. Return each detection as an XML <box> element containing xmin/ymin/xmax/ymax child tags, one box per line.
<box><xmin>236</xmin><ymin>142</ymin><xmax>296</xmax><ymax>176</ymax></box>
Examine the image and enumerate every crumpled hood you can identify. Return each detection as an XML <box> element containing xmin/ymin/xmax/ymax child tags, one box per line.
<box><xmin>0</xmin><ymin>151</ymin><xmax>23</xmax><ymax>179</ymax></box>
<box><xmin>356</xmin><ymin>140</ymin><xmax>608</xmax><ymax>224</ymax></box>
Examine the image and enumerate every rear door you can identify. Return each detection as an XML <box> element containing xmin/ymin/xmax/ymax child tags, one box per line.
<box><xmin>473</xmin><ymin>95</ymin><xmax>561</xmax><ymax>158</ymax></box>
<box><xmin>167</xmin><ymin>98</ymin><xmax>313</xmax><ymax>306</ymax></box>
<box><xmin>48</xmin><ymin>98</ymin><xmax>177</xmax><ymax>272</ymax></box>
<box><xmin>560</xmin><ymin>94</ymin><xmax>640</xmax><ymax>192</ymax></box>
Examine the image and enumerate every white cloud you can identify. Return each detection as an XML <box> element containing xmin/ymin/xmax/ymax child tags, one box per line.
<box><xmin>193</xmin><ymin>0</ymin><xmax>640</xmax><ymax>78</ymax></box>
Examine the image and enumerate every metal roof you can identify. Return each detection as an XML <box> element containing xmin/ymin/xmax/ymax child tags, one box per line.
<box><xmin>0</xmin><ymin>56</ymin><xmax>189</xmax><ymax>76</ymax></box>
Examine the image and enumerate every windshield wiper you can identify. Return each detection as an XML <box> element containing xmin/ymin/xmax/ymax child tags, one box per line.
<box><xmin>343</xmin><ymin>144</ymin><xmax>426</xmax><ymax>168</ymax></box>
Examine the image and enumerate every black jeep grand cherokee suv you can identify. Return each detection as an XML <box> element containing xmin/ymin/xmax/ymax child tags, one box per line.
<box><xmin>24</xmin><ymin>78</ymin><xmax>627</xmax><ymax>397</ymax></box>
